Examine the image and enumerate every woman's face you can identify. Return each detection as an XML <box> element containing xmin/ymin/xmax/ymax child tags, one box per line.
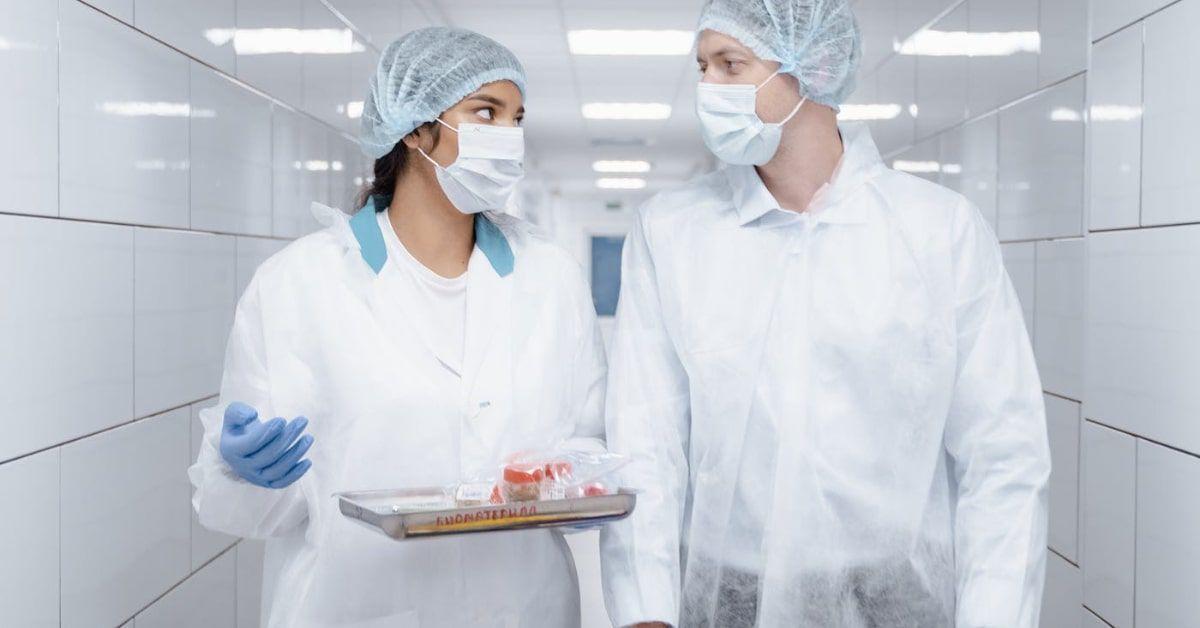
<box><xmin>407</xmin><ymin>79</ymin><xmax>525</xmax><ymax>167</ymax></box>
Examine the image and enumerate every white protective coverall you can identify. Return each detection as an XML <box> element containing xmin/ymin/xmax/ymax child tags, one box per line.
<box><xmin>600</xmin><ymin>123</ymin><xmax>1049</xmax><ymax>628</ymax></box>
<box><xmin>190</xmin><ymin>198</ymin><xmax>606</xmax><ymax>628</ymax></box>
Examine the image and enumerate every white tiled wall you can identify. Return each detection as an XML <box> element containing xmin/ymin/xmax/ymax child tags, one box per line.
<box><xmin>0</xmin><ymin>0</ymin><xmax>369</xmax><ymax>625</ymax></box>
<box><xmin>863</xmin><ymin>0</ymin><xmax>1200</xmax><ymax>624</ymax></box>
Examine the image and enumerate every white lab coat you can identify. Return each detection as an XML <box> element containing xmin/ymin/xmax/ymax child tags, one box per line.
<box><xmin>190</xmin><ymin>200</ymin><xmax>606</xmax><ymax>628</ymax></box>
<box><xmin>600</xmin><ymin>123</ymin><xmax>1049</xmax><ymax>628</ymax></box>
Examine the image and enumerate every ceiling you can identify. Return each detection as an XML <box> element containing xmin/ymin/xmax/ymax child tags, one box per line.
<box><xmin>323</xmin><ymin>0</ymin><xmax>910</xmax><ymax>201</ymax></box>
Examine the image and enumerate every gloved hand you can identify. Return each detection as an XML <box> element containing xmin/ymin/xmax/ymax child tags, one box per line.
<box><xmin>219</xmin><ymin>402</ymin><xmax>314</xmax><ymax>489</ymax></box>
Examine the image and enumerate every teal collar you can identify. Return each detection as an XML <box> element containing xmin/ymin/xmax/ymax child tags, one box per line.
<box><xmin>349</xmin><ymin>195</ymin><xmax>514</xmax><ymax>277</ymax></box>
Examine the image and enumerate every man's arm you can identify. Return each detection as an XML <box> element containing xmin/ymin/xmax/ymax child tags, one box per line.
<box><xmin>600</xmin><ymin>214</ymin><xmax>692</xmax><ymax>628</ymax></box>
<box><xmin>943</xmin><ymin>200</ymin><xmax>1051</xmax><ymax>628</ymax></box>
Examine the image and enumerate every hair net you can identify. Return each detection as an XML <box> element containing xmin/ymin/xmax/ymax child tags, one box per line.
<box><xmin>697</xmin><ymin>0</ymin><xmax>862</xmax><ymax>109</ymax></box>
<box><xmin>359</xmin><ymin>26</ymin><xmax>527</xmax><ymax>158</ymax></box>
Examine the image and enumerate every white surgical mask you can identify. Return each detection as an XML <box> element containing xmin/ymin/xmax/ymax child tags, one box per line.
<box><xmin>418</xmin><ymin>118</ymin><xmax>525</xmax><ymax>214</ymax></box>
<box><xmin>696</xmin><ymin>71</ymin><xmax>807</xmax><ymax>166</ymax></box>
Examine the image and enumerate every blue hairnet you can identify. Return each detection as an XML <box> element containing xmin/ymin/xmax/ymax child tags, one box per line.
<box><xmin>359</xmin><ymin>27</ymin><xmax>527</xmax><ymax>158</ymax></box>
<box><xmin>697</xmin><ymin>0</ymin><xmax>861</xmax><ymax>109</ymax></box>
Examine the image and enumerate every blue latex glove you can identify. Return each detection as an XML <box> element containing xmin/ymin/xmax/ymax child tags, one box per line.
<box><xmin>219</xmin><ymin>402</ymin><xmax>313</xmax><ymax>489</ymax></box>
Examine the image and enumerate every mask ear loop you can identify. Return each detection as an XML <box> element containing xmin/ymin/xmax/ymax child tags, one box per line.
<box><xmin>756</xmin><ymin>70</ymin><xmax>809</xmax><ymax>126</ymax></box>
<box><xmin>417</xmin><ymin>118</ymin><xmax>458</xmax><ymax>168</ymax></box>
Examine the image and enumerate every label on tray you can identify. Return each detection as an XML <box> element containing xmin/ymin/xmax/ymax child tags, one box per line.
<box><xmin>433</xmin><ymin>504</ymin><xmax>541</xmax><ymax>527</ymax></box>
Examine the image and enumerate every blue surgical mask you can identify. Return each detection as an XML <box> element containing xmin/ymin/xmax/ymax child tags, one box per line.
<box><xmin>696</xmin><ymin>71</ymin><xmax>807</xmax><ymax>166</ymax></box>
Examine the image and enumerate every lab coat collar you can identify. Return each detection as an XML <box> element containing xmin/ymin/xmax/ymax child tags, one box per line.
<box><xmin>343</xmin><ymin>195</ymin><xmax>515</xmax><ymax>278</ymax></box>
<box><xmin>727</xmin><ymin>122</ymin><xmax>885</xmax><ymax>227</ymax></box>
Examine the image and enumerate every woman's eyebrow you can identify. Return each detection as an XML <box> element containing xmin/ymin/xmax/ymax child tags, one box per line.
<box><xmin>465</xmin><ymin>94</ymin><xmax>505</xmax><ymax>107</ymax></box>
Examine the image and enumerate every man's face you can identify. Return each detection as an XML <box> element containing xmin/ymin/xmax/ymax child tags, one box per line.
<box><xmin>695</xmin><ymin>29</ymin><xmax>803</xmax><ymax>124</ymax></box>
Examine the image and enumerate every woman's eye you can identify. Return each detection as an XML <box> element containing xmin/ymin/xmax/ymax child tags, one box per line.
<box><xmin>477</xmin><ymin>108</ymin><xmax>493</xmax><ymax>120</ymax></box>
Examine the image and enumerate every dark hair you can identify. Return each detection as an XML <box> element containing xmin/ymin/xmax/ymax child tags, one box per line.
<box><xmin>356</xmin><ymin>122</ymin><xmax>442</xmax><ymax>210</ymax></box>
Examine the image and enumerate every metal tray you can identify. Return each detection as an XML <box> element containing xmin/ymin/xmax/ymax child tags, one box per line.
<box><xmin>337</xmin><ymin>487</ymin><xmax>637</xmax><ymax>540</ymax></box>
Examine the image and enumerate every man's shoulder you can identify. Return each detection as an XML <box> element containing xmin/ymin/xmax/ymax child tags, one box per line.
<box><xmin>636</xmin><ymin>169</ymin><xmax>733</xmax><ymax>232</ymax></box>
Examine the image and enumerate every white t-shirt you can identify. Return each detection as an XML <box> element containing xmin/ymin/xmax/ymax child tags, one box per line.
<box><xmin>377</xmin><ymin>209</ymin><xmax>467</xmax><ymax>374</ymax></box>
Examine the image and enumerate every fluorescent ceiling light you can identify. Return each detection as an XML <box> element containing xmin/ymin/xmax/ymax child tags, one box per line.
<box><xmin>582</xmin><ymin>102</ymin><xmax>672</xmax><ymax>120</ymax></box>
<box><xmin>1090</xmin><ymin>104</ymin><xmax>1143</xmax><ymax>122</ymax></box>
<box><xmin>204</xmin><ymin>28</ymin><xmax>366</xmax><ymax>55</ymax></box>
<box><xmin>896</xmin><ymin>30</ymin><xmax>1041</xmax><ymax>57</ymax></box>
<box><xmin>837</xmin><ymin>103</ymin><xmax>903</xmax><ymax>121</ymax></box>
<box><xmin>596</xmin><ymin>177</ymin><xmax>647</xmax><ymax>190</ymax></box>
<box><xmin>346</xmin><ymin>101</ymin><xmax>364</xmax><ymax>119</ymax></box>
<box><xmin>593</xmin><ymin>160</ymin><xmax>652</xmax><ymax>173</ymax></box>
<box><xmin>568</xmin><ymin>30</ymin><xmax>693</xmax><ymax>55</ymax></box>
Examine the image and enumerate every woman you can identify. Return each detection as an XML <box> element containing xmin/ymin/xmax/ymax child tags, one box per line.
<box><xmin>189</xmin><ymin>27</ymin><xmax>606</xmax><ymax>628</ymax></box>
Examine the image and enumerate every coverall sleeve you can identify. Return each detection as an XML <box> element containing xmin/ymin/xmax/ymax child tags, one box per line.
<box><xmin>188</xmin><ymin>277</ymin><xmax>309</xmax><ymax>539</ymax></box>
<box><xmin>600</xmin><ymin>214</ymin><xmax>691</xmax><ymax>628</ymax></box>
<box><xmin>943</xmin><ymin>200</ymin><xmax>1051</xmax><ymax>628</ymax></box>
<box><xmin>559</xmin><ymin>259</ymin><xmax>608</xmax><ymax>455</ymax></box>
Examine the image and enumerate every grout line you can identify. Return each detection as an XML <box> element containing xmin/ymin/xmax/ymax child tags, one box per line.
<box><xmin>0</xmin><ymin>395</ymin><xmax>219</xmax><ymax>468</ymax></box>
<box><xmin>1089</xmin><ymin>0</ymin><xmax>1184</xmax><ymax>44</ymax></box>
<box><xmin>1137</xmin><ymin>22</ymin><xmax>1146</xmax><ymax>228</ymax></box>
<box><xmin>1047</xmin><ymin>546</ymin><xmax>1078</xmax><ymax>568</ymax></box>
<box><xmin>1132</xmin><ymin>437</ymin><xmax>1139</xmax><ymax>621</ymax></box>
<box><xmin>0</xmin><ymin>209</ymin><xmax>295</xmax><ymax>243</ymax></box>
<box><xmin>119</xmin><ymin>541</ymin><xmax>240</xmax><ymax>625</ymax></box>
<box><xmin>1083</xmin><ymin>417</ymin><xmax>1200</xmax><ymax>461</ymax></box>
<box><xmin>1043</xmin><ymin>390</ymin><xmax>1082</xmax><ymax>405</ymax></box>
<box><xmin>1083</xmin><ymin>605</ymin><xmax>1117</xmax><ymax>627</ymax></box>
<box><xmin>1089</xmin><ymin>219</ymin><xmax>1200</xmax><ymax>235</ymax></box>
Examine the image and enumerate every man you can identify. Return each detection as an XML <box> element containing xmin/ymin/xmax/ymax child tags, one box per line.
<box><xmin>599</xmin><ymin>1</ymin><xmax>1050</xmax><ymax>627</ymax></box>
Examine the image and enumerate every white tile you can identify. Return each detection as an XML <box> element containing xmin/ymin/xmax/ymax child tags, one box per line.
<box><xmin>190</xmin><ymin>63</ymin><xmax>274</xmax><ymax>236</ymax></box>
<box><xmin>1081</xmin><ymin>421</ymin><xmax>1135</xmax><ymax>628</ymax></box>
<box><xmin>134</xmin><ymin>229</ymin><xmax>236</xmax><ymax>417</ymax></box>
<box><xmin>892</xmin><ymin>136</ymin><xmax>941</xmax><ymax>183</ymax></box>
<box><xmin>301</xmin><ymin>0</ymin><xmax>354</xmax><ymax>128</ymax></box>
<box><xmin>0</xmin><ymin>0</ymin><xmax>57</xmax><ymax>217</ymax></box>
<box><xmin>60</xmin><ymin>409</ymin><xmax>191</xmax><ymax>628</ymax></box>
<box><xmin>1091</xmin><ymin>0</ymin><xmax>1175</xmax><ymax>41</ymax></box>
<box><xmin>1045</xmin><ymin>395</ymin><xmax>1081</xmax><ymax>561</ymax></box>
<box><xmin>1085</xmin><ymin>226</ymin><xmax>1200</xmax><ymax>454</ymax></box>
<box><xmin>327</xmin><ymin>131</ymin><xmax>361</xmax><ymax>210</ymax></box>
<box><xmin>1087</xmin><ymin>24</ymin><xmax>1144</xmax><ymax>231</ymax></box>
<box><xmin>236</xmin><ymin>540</ymin><xmax>266</xmax><ymax>628</ymax></box>
<box><xmin>60</xmin><ymin>0</ymin><xmax>191</xmax><ymax>228</ymax></box>
<box><xmin>79</xmin><ymin>0</ymin><xmax>132</xmax><ymax>22</ymax></box>
<box><xmin>966</xmin><ymin>0</ymin><xmax>1039</xmax><ymax>116</ymax></box>
<box><xmin>272</xmin><ymin>107</ymin><xmax>328</xmax><ymax>238</ymax></box>
<box><xmin>236</xmin><ymin>237</ymin><xmax>289</xmax><ymax>299</ymax></box>
<box><xmin>190</xmin><ymin>401</ymin><xmax>236</xmax><ymax>570</ymax></box>
<box><xmin>133</xmin><ymin>0</ymin><xmax>236</xmax><ymax>74</ymax></box>
<box><xmin>1038</xmin><ymin>0</ymin><xmax>1088</xmax><ymax>86</ymax></box>
<box><xmin>1135</xmin><ymin>441</ymin><xmax>1200</xmax><ymax>627</ymax></box>
<box><xmin>1141</xmin><ymin>0</ymin><xmax>1200</xmax><ymax>227</ymax></box>
<box><xmin>234</xmin><ymin>0</ymin><xmax>304</xmax><ymax>107</ymax></box>
<box><xmin>348</xmin><ymin>43</ymin><xmax>380</xmax><ymax>135</ymax></box>
<box><xmin>1035</xmin><ymin>238</ymin><xmax>1085</xmax><ymax>400</ymax></box>
<box><xmin>1041</xmin><ymin>551</ymin><xmax>1082</xmax><ymax>628</ymax></box>
<box><xmin>998</xmin><ymin>76</ymin><xmax>1086</xmax><ymax>241</ymax></box>
<box><xmin>137</xmin><ymin>550</ymin><xmax>237</xmax><ymax>628</ymax></box>
<box><xmin>0</xmin><ymin>216</ymin><xmax>134</xmax><ymax>462</ymax></box>
<box><xmin>0</xmin><ymin>450</ymin><xmax>60</xmax><ymax>628</ymax></box>
<box><xmin>871</xmin><ymin>54</ymin><xmax>916</xmax><ymax>156</ymax></box>
<box><xmin>1001</xmin><ymin>241</ymin><xmax>1036</xmax><ymax>340</ymax></box>
<box><xmin>913</xmin><ymin>3</ymin><xmax>968</xmax><ymax>139</ymax></box>
<box><xmin>939</xmin><ymin>114</ymin><xmax>998</xmax><ymax>231</ymax></box>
